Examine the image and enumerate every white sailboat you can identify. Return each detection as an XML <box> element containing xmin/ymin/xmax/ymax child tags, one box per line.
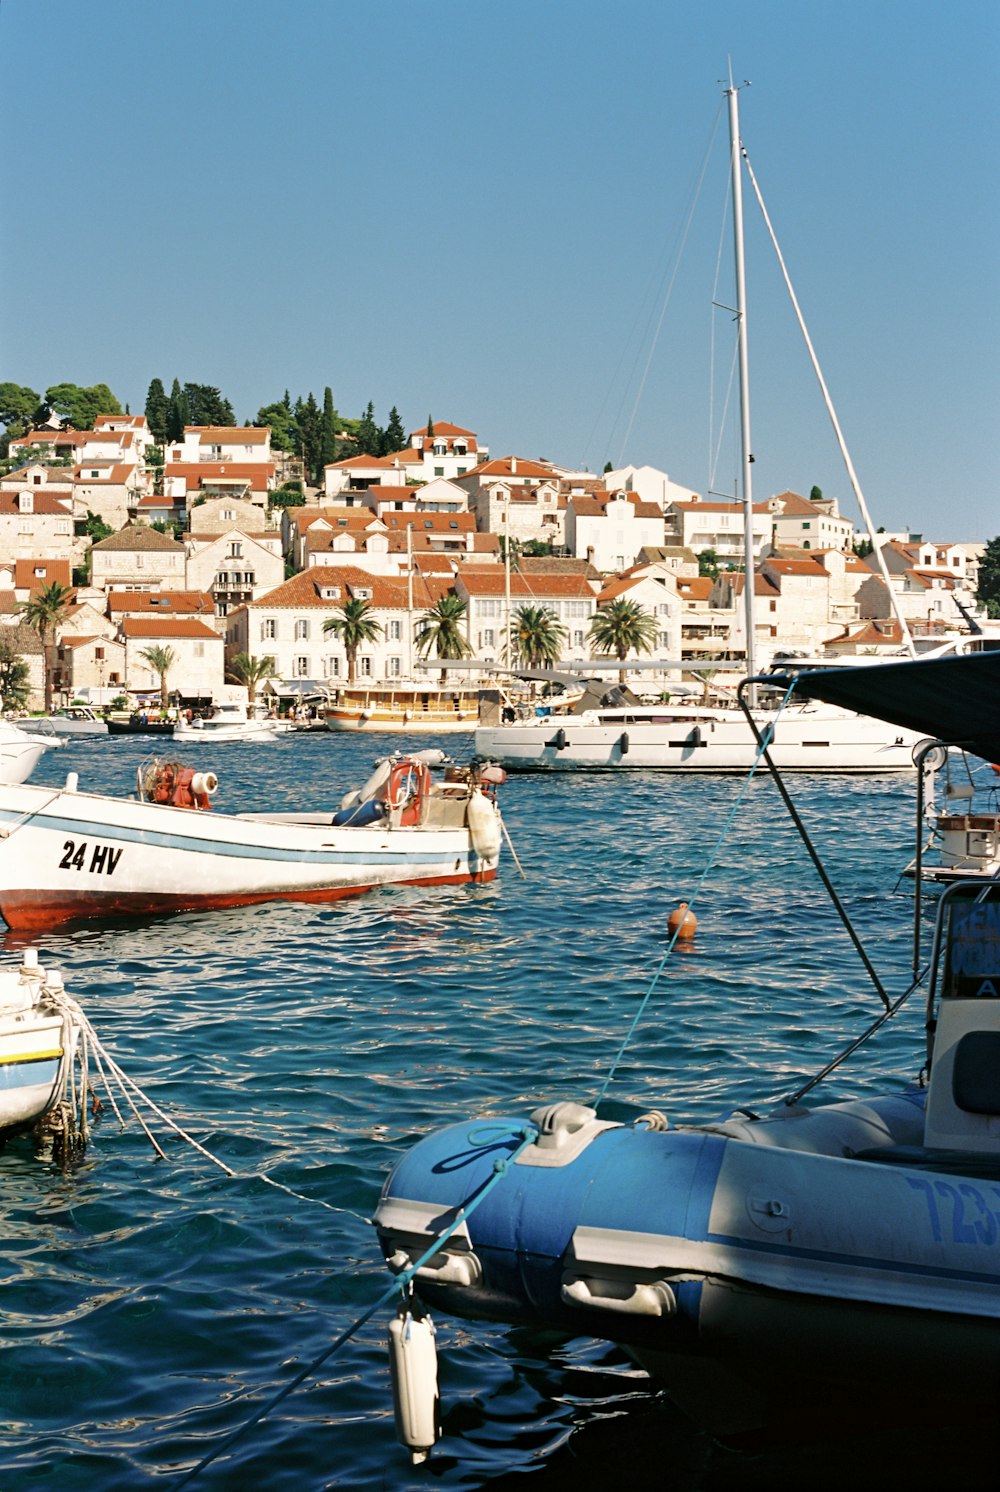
<box><xmin>476</xmin><ymin>83</ymin><xmax>924</xmax><ymax>773</ymax></box>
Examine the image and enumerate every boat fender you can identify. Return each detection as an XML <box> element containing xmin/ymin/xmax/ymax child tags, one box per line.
<box><xmin>479</xmin><ymin>764</ymin><xmax>507</xmax><ymax>787</ymax></box>
<box><xmin>190</xmin><ymin>771</ymin><xmax>218</xmax><ymax>800</ymax></box>
<box><xmin>619</xmin><ymin>731</ymin><xmax>629</xmax><ymax>755</ymax></box>
<box><xmin>689</xmin><ymin>725</ymin><xmax>703</xmax><ymax>747</ymax></box>
<box><xmin>388</xmin><ymin>1301</ymin><xmax>440</xmax><ymax>1465</ymax></box>
<box><xmin>340</xmin><ymin>756</ymin><xmax>393</xmax><ymax>811</ymax></box>
<box><xmin>545</xmin><ymin>728</ymin><xmax>567</xmax><ymax>750</ymax></box>
<box><xmin>466</xmin><ymin>790</ymin><xmax>501</xmax><ymax>860</ymax></box>
<box><xmin>410</xmin><ymin>748</ymin><xmax>449</xmax><ymax>767</ymax></box>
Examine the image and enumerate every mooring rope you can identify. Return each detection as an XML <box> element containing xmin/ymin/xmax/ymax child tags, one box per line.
<box><xmin>594</xmin><ymin>684</ymin><xmax>795</xmax><ymax>1106</ymax></box>
<box><xmin>173</xmin><ymin>1122</ymin><xmax>539</xmax><ymax>1489</ymax></box>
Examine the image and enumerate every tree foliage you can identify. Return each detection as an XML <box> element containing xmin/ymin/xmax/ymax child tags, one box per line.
<box><xmin>977</xmin><ymin>535</ymin><xmax>1000</xmax><ymax>619</ymax></box>
<box><xmin>415</xmin><ymin>594</ymin><xmax>472</xmax><ymax>682</ymax></box>
<box><xmin>588</xmin><ymin>597</ymin><xmax>659</xmax><ymax>683</ymax></box>
<box><xmin>698</xmin><ymin>548</ymin><xmax>720</xmax><ymax>580</ymax></box>
<box><xmin>144</xmin><ymin>378</ymin><xmax>169</xmax><ymax>442</ymax></box>
<box><xmin>0</xmin><ymin>382</ymin><xmax>41</xmax><ymax>444</ymax></box>
<box><xmin>323</xmin><ymin>598</ymin><xmax>383</xmax><ymax>683</ymax></box>
<box><xmin>0</xmin><ymin>639</ymin><xmax>31</xmax><ymax>710</ymax></box>
<box><xmin>510</xmin><ymin>605</ymin><xmax>567</xmax><ymax>669</ymax></box>
<box><xmin>17</xmin><ymin>580</ymin><xmax>75</xmax><ymax>713</ymax></box>
<box><xmin>139</xmin><ymin>645</ymin><xmax>177</xmax><ymax>709</ymax></box>
<box><xmin>227</xmin><ymin>652</ymin><xmax>278</xmax><ymax>704</ymax></box>
<box><xmin>44</xmin><ymin>382</ymin><xmax>121</xmax><ymax>427</ymax></box>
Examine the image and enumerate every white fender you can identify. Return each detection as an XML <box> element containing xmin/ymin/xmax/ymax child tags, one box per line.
<box><xmin>388</xmin><ymin>1307</ymin><xmax>440</xmax><ymax>1464</ymax></box>
<box><xmin>466</xmin><ymin>789</ymin><xmax>501</xmax><ymax>860</ymax></box>
<box><xmin>339</xmin><ymin>756</ymin><xmax>393</xmax><ymax>811</ymax></box>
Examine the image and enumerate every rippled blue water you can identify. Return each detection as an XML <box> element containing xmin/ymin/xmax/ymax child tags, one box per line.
<box><xmin>0</xmin><ymin>736</ymin><xmax>972</xmax><ymax>1489</ymax></box>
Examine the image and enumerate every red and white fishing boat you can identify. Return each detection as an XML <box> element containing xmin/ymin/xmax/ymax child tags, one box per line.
<box><xmin>0</xmin><ymin>751</ymin><xmax>504</xmax><ymax>931</ymax></box>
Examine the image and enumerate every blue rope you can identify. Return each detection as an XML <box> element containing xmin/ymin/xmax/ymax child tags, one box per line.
<box><xmin>594</xmin><ymin>684</ymin><xmax>796</xmax><ymax>1106</ymax></box>
<box><xmin>174</xmin><ymin>1122</ymin><xmax>538</xmax><ymax>1488</ymax></box>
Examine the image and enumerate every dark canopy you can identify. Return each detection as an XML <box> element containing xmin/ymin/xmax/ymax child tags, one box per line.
<box><xmin>778</xmin><ymin>650</ymin><xmax>1000</xmax><ymax>763</ymax></box>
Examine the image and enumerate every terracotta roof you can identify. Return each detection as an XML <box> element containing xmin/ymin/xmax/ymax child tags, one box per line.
<box><xmin>0</xmin><ymin>491</ymin><xmax>73</xmax><ymax>516</ymax></box>
<box><xmin>94</xmin><ymin>415</ymin><xmax>148</xmax><ymax>430</ymax></box>
<box><xmin>571</xmin><ymin>492</ymin><xmax>664</xmax><ymax>519</ymax></box>
<box><xmin>119</xmin><ymin>616</ymin><xmax>221</xmax><ymax>640</ymax></box>
<box><xmin>670</xmin><ymin>499</ymin><xmax>771</xmax><ymax>515</ymax></box>
<box><xmin>92</xmin><ymin>525</ymin><xmax>185</xmax><ymax>552</ymax></box>
<box><xmin>165</xmin><ymin>462</ymin><xmax>274</xmax><ymax>487</ymax></box>
<box><xmin>14</xmin><ymin>559</ymin><xmax>72</xmax><ymax>592</ymax></box>
<box><xmin>763</xmin><ymin>557</ymin><xmax>829</xmax><ymax>577</ymax></box>
<box><xmin>474</xmin><ymin>457</ymin><xmax>554</xmax><ymax>479</ymax></box>
<box><xmin>108</xmin><ymin>590</ymin><xmax>213</xmax><ymax>615</ymax></box>
<box><xmin>326</xmin><ymin>453</ymin><xmax>398</xmax><ymax>471</ymax></box>
<box><xmin>383</xmin><ymin>512</ymin><xmax>476</xmax><ymax>533</ymax></box>
<box><xmin>675</xmin><ymin>577</ymin><xmax>714</xmax><ymax>600</ymax></box>
<box><xmin>826</xmin><ymin>618</ymin><xmax>907</xmax><ymax>647</ymax></box>
<box><xmin>73</xmin><ymin>462</ymin><xmax>135</xmax><ymax>484</ymax></box>
<box><xmin>288</xmin><ymin>506</ymin><xmax>382</xmax><ymax>535</ymax></box>
<box><xmin>458</xmin><ymin>569</ymin><xmax>594</xmax><ymax>599</ymax></box>
<box><xmin>248</xmin><ymin>565</ymin><xmax>414</xmax><ymax>611</ymax></box>
<box><xmin>408</xmin><ymin>421</ymin><xmax>476</xmax><ymax>440</ymax></box>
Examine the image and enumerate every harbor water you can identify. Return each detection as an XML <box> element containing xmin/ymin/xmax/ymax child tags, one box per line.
<box><xmin>0</xmin><ymin>734</ymin><xmax>985</xmax><ymax>1489</ymax></box>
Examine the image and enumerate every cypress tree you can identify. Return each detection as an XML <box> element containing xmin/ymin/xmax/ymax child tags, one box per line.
<box><xmin>145</xmin><ymin>378</ymin><xmax>169</xmax><ymax>442</ymax></box>
<box><xmin>357</xmin><ymin>401</ymin><xmax>379</xmax><ymax>456</ymax></box>
<box><xmin>166</xmin><ymin>378</ymin><xmax>185</xmax><ymax>442</ymax></box>
<box><xmin>320</xmin><ymin>387</ymin><xmax>337</xmax><ymax>469</ymax></box>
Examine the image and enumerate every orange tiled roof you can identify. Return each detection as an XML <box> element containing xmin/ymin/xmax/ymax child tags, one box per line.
<box><xmin>119</xmin><ymin>616</ymin><xmax>221</xmax><ymax>639</ymax></box>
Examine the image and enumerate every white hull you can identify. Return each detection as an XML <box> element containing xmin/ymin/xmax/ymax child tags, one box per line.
<box><xmin>476</xmin><ymin>702</ymin><xmax>920</xmax><ymax>772</ymax></box>
<box><xmin>173</xmin><ymin>722</ymin><xmax>283</xmax><ymax>744</ymax></box>
<box><xmin>0</xmin><ymin>777</ymin><xmax>501</xmax><ymax>930</ymax></box>
<box><xmin>0</xmin><ymin>723</ymin><xmax>55</xmax><ymax>784</ymax></box>
<box><xmin>325</xmin><ymin>713</ymin><xmax>476</xmax><ymax>734</ymax></box>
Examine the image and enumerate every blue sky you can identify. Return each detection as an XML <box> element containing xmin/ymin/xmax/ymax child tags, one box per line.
<box><xmin>3</xmin><ymin>1</ymin><xmax>997</xmax><ymax>539</ymax></box>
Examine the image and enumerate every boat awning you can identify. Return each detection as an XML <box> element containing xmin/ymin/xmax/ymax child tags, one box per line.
<box><xmin>274</xmin><ymin>680</ymin><xmax>327</xmax><ymax>698</ymax></box>
<box><xmin>779</xmin><ymin>651</ymin><xmax>1000</xmax><ymax>763</ymax></box>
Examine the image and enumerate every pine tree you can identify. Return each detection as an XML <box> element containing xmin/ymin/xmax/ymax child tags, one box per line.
<box><xmin>145</xmin><ymin>378</ymin><xmax>169</xmax><ymax>442</ymax></box>
<box><xmin>384</xmin><ymin>406</ymin><xmax>406</xmax><ymax>453</ymax></box>
<box><xmin>357</xmin><ymin>401</ymin><xmax>379</xmax><ymax>456</ymax></box>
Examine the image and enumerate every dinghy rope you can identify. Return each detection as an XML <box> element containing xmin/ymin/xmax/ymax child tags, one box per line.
<box><xmin>172</xmin><ymin>1120</ymin><xmax>539</xmax><ymax>1489</ymax></box>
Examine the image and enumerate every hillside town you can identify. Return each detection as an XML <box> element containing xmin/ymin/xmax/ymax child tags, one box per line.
<box><xmin>0</xmin><ymin>409</ymin><xmax>986</xmax><ymax>713</ymax></box>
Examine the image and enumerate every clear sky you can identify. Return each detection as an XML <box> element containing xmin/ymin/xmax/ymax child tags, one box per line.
<box><xmin>3</xmin><ymin>0</ymin><xmax>997</xmax><ymax>539</ymax></box>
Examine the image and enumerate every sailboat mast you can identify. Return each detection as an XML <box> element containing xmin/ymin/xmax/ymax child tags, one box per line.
<box><xmin>727</xmin><ymin>80</ymin><xmax>757</xmax><ymax>689</ymax></box>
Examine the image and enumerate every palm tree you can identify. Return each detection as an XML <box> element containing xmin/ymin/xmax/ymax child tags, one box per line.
<box><xmin>17</xmin><ymin>580</ymin><xmax>74</xmax><ymax>713</ymax></box>
<box><xmin>322</xmin><ymin>598</ymin><xmax>383</xmax><ymax>684</ymax></box>
<box><xmin>228</xmin><ymin>651</ymin><xmax>278</xmax><ymax>706</ymax></box>
<box><xmin>588</xmin><ymin>597</ymin><xmax>659</xmax><ymax>684</ymax></box>
<box><xmin>139</xmin><ymin>645</ymin><xmax>177</xmax><ymax>710</ymax></box>
<box><xmin>415</xmin><ymin>594</ymin><xmax>472</xmax><ymax>683</ymax></box>
<box><xmin>510</xmin><ymin>605</ymin><xmax>567</xmax><ymax>671</ymax></box>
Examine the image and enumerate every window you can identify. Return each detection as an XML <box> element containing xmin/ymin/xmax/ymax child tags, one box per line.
<box><xmin>294</xmin><ymin>655</ymin><xmax>309</xmax><ymax>677</ymax></box>
<box><xmin>136</xmin><ymin>555</ymin><xmax>144</xmax><ymax>568</ymax></box>
<box><xmin>480</xmin><ymin>628</ymin><xmax>495</xmax><ymax>648</ymax></box>
<box><xmin>359</xmin><ymin>656</ymin><xmax>372</xmax><ymax>676</ymax></box>
<box><xmin>388</xmin><ymin>619</ymin><xmax>401</xmax><ymax>640</ymax></box>
<box><xmin>261</xmin><ymin>618</ymin><xmax>277</xmax><ymax>640</ymax></box>
<box><xmin>294</xmin><ymin>619</ymin><xmax>310</xmax><ymax>640</ymax></box>
<box><xmin>573</xmin><ymin>630</ymin><xmax>585</xmax><ymax>648</ymax></box>
<box><xmin>229</xmin><ymin>542</ymin><xmax>243</xmax><ymax>558</ymax></box>
<box><xmin>387</xmin><ymin>656</ymin><xmax>401</xmax><ymax>676</ymax></box>
<box><xmin>194</xmin><ymin>642</ymin><xmax>204</xmax><ymax>658</ymax></box>
<box><xmin>657</xmin><ymin>630</ymin><xmax>671</xmax><ymax>648</ymax></box>
<box><xmin>478</xmin><ymin>598</ymin><xmax>499</xmax><ymax>618</ymax></box>
<box><xmin>322</xmin><ymin>655</ymin><xmax>341</xmax><ymax>678</ymax></box>
<box><xmin>95</xmin><ymin>647</ymin><xmax>105</xmax><ymax>661</ymax></box>
<box><xmin>434</xmin><ymin>467</ymin><xmax>444</xmax><ymax>477</ymax></box>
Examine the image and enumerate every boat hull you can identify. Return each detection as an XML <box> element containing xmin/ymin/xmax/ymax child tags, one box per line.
<box><xmin>324</xmin><ymin>710</ymin><xmax>476</xmax><ymax>734</ymax></box>
<box><xmin>475</xmin><ymin>707</ymin><xmax>919</xmax><ymax>772</ymax></box>
<box><xmin>0</xmin><ymin>782</ymin><xmax>500</xmax><ymax>929</ymax></box>
<box><xmin>375</xmin><ymin>1100</ymin><xmax>1000</xmax><ymax>1434</ymax></box>
<box><xmin>0</xmin><ymin>1011</ymin><xmax>71</xmax><ymax>1130</ymax></box>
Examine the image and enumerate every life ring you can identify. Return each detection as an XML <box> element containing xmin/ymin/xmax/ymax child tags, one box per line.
<box><xmin>387</xmin><ymin>758</ymin><xmax>430</xmax><ymax>826</ymax></box>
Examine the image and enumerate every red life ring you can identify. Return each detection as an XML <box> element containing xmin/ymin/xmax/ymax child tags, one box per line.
<box><xmin>387</xmin><ymin>759</ymin><xmax>430</xmax><ymax>826</ymax></box>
